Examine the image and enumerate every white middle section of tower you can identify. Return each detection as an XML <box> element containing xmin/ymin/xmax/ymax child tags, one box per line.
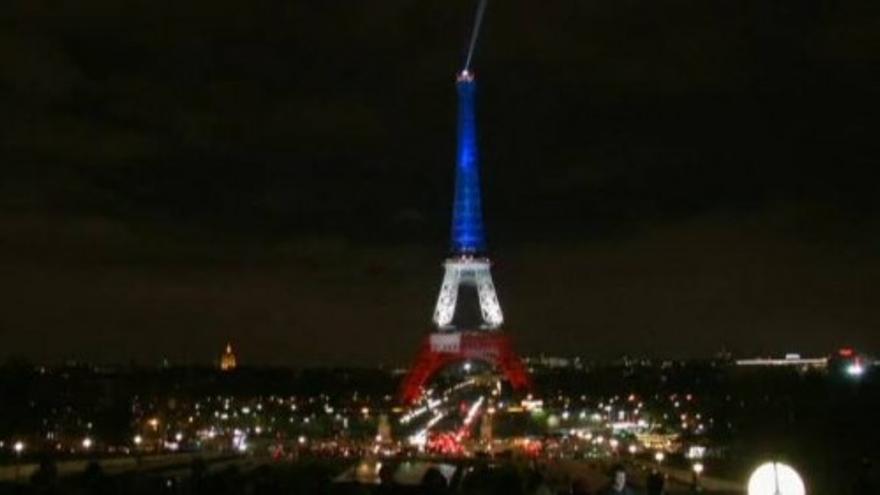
<box><xmin>432</xmin><ymin>256</ymin><xmax>503</xmax><ymax>330</ymax></box>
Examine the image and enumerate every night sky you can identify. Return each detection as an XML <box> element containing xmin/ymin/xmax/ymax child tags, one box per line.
<box><xmin>2</xmin><ymin>0</ymin><xmax>878</xmax><ymax>366</ymax></box>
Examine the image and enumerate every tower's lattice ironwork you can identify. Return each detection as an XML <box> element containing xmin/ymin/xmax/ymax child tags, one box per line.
<box><xmin>400</xmin><ymin>71</ymin><xmax>530</xmax><ymax>404</ymax></box>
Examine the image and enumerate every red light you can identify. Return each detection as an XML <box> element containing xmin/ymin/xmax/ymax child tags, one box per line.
<box><xmin>427</xmin><ymin>432</ymin><xmax>464</xmax><ymax>456</ymax></box>
<box><xmin>839</xmin><ymin>348</ymin><xmax>854</xmax><ymax>357</ymax></box>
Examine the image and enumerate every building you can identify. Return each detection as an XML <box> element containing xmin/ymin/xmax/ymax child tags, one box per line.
<box><xmin>220</xmin><ymin>343</ymin><xmax>237</xmax><ymax>371</ymax></box>
<box><xmin>735</xmin><ymin>353</ymin><xmax>827</xmax><ymax>371</ymax></box>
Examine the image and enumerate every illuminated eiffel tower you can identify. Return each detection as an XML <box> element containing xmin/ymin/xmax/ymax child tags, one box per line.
<box><xmin>399</xmin><ymin>70</ymin><xmax>531</xmax><ymax>404</ymax></box>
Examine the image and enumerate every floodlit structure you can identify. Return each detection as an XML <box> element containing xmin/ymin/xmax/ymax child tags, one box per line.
<box><xmin>220</xmin><ymin>343</ymin><xmax>237</xmax><ymax>371</ymax></box>
<box><xmin>735</xmin><ymin>354</ymin><xmax>828</xmax><ymax>371</ymax></box>
<box><xmin>399</xmin><ymin>70</ymin><xmax>530</xmax><ymax>404</ymax></box>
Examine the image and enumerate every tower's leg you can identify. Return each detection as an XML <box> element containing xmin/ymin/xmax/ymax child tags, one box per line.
<box><xmin>474</xmin><ymin>265</ymin><xmax>503</xmax><ymax>328</ymax></box>
<box><xmin>495</xmin><ymin>335</ymin><xmax>532</xmax><ymax>391</ymax></box>
<box><xmin>399</xmin><ymin>336</ymin><xmax>454</xmax><ymax>405</ymax></box>
<box><xmin>432</xmin><ymin>264</ymin><xmax>460</xmax><ymax>328</ymax></box>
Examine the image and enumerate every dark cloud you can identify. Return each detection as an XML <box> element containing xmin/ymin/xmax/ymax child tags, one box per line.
<box><xmin>1</xmin><ymin>0</ymin><xmax>878</xmax><ymax>363</ymax></box>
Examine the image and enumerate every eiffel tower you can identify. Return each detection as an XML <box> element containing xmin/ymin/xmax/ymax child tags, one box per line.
<box><xmin>399</xmin><ymin>70</ymin><xmax>531</xmax><ymax>404</ymax></box>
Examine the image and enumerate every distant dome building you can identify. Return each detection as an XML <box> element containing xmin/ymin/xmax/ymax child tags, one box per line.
<box><xmin>220</xmin><ymin>343</ymin><xmax>237</xmax><ymax>371</ymax></box>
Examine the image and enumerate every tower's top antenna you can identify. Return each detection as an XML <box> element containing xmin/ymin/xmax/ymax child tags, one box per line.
<box><xmin>462</xmin><ymin>0</ymin><xmax>489</xmax><ymax>73</ymax></box>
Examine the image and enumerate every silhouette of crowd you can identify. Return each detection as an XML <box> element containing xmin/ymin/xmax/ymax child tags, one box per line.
<box><xmin>7</xmin><ymin>455</ymin><xmax>877</xmax><ymax>495</ymax></box>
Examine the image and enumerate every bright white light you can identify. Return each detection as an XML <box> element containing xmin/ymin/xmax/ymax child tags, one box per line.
<box><xmin>133</xmin><ymin>435</ymin><xmax>143</xmax><ymax>445</ymax></box>
<box><xmin>846</xmin><ymin>362</ymin><xmax>865</xmax><ymax>377</ymax></box>
<box><xmin>82</xmin><ymin>437</ymin><xmax>93</xmax><ymax>449</ymax></box>
<box><xmin>628</xmin><ymin>444</ymin><xmax>638</xmax><ymax>454</ymax></box>
<box><xmin>462</xmin><ymin>397</ymin><xmax>485</xmax><ymax>427</ymax></box>
<box><xmin>747</xmin><ymin>462</ymin><xmax>805</xmax><ymax>495</ymax></box>
<box><xmin>463</xmin><ymin>362</ymin><xmax>472</xmax><ymax>372</ymax></box>
<box><xmin>654</xmin><ymin>452</ymin><xmax>665</xmax><ymax>463</ymax></box>
<box><xmin>175</xmin><ymin>432</ymin><xmax>183</xmax><ymax>442</ymax></box>
<box><xmin>693</xmin><ymin>462</ymin><xmax>704</xmax><ymax>475</ymax></box>
<box><xmin>298</xmin><ymin>435</ymin><xmax>307</xmax><ymax>445</ymax></box>
<box><xmin>232</xmin><ymin>431</ymin><xmax>247</xmax><ymax>453</ymax></box>
<box><xmin>14</xmin><ymin>441</ymin><xmax>25</xmax><ymax>454</ymax></box>
<box><xmin>687</xmin><ymin>445</ymin><xmax>706</xmax><ymax>459</ymax></box>
<box><xmin>400</xmin><ymin>399</ymin><xmax>441</xmax><ymax>425</ymax></box>
<box><xmin>408</xmin><ymin>411</ymin><xmax>445</xmax><ymax>448</ymax></box>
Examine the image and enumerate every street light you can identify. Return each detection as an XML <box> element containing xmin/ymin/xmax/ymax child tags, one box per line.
<box><xmin>132</xmin><ymin>434</ymin><xmax>144</xmax><ymax>469</ymax></box>
<box><xmin>747</xmin><ymin>462</ymin><xmax>805</xmax><ymax>495</ymax></box>
<box><xmin>82</xmin><ymin>437</ymin><xmax>93</xmax><ymax>450</ymax></box>
<box><xmin>692</xmin><ymin>462</ymin><xmax>704</xmax><ymax>491</ymax></box>
<box><xmin>654</xmin><ymin>451</ymin><xmax>665</xmax><ymax>463</ymax></box>
<box><xmin>13</xmin><ymin>441</ymin><xmax>24</xmax><ymax>482</ymax></box>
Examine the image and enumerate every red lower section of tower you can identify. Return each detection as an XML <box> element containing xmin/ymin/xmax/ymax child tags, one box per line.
<box><xmin>399</xmin><ymin>331</ymin><xmax>532</xmax><ymax>404</ymax></box>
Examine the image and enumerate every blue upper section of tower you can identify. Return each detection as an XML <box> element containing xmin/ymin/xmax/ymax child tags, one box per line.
<box><xmin>450</xmin><ymin>70</ymin><xmax>487</xmax><ymax>255</ymax></box>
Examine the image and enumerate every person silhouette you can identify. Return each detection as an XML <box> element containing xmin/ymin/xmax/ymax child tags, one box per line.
<box><xmin>601</xmin><ymin>464</ymin><xmax>636</xmax><ymax>495</ymax></box>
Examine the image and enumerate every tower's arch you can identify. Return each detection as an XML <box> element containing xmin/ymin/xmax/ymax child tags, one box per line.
<box><xmin>400</xmin><ymin>332</ymin><xmax>531</xmax><ymax>405</ymax></box>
